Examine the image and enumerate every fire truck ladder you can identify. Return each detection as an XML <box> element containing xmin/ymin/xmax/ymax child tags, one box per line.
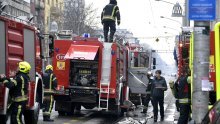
<box><xmin>98</xmin><ymin>43</ymin><xmax>112</xmax><ymax>111</ymax></box>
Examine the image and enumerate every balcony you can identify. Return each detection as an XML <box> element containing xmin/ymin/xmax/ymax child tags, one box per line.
<box><xmin>50</xmin><ymin>6</ymin><xmax>61</xmax><ymax>17</ymax></box>
<box><xmin>35</xmin><ymin>0</ymin><xmax>44</xmax><ymax>10</ymax></box>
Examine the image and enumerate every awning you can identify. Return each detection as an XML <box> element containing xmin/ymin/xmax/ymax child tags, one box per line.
<box><xmin>64</xmin><ymin>45</ymin><xmax>99</xmax><ymax>60</ymax></box>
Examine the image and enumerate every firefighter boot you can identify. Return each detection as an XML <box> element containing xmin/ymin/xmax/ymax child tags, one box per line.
<box><xmin>141</xmin><ymin>107</ymin><xmax>148</xmax><ymax>114</ymax></box>
<box><xmin>154</xmin><ymin>116</ymin><xmax>157</xmax><ymax>122</ymax></box>
<box><xmin>43</xmin><ymin>116</ymin><xmax>54</xmax><ymax>122</ymax></box>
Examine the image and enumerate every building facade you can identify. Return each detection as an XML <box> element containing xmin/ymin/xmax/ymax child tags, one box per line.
<box><xmin>30</xmin><ymin>0</ymin><xmax>44</xmax><ymax>31</ymax></box>
<box><xmin>44</xmin><ymin>0</ymin><xmax>64</xmax><ymax>33</ymax></box>
<box><xmin>0</xmin><ymin>0</ymin><xmax>31</xmax><ymax>17</ymax></box>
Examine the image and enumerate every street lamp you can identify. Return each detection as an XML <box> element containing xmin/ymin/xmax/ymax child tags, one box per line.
<box><xmin>155</xmin><ymin>0</ymin><xmax>188</xmax><ymax>26</ymax></box>
<box><xmin>155</xmin><ymin>0</ymin><xmax>176</xmax><ymax>5</ymax></box>
<box><xmin>160</xmin><ymin>16</ymin><xmax>182</xmax><ymax>25</ymax></box>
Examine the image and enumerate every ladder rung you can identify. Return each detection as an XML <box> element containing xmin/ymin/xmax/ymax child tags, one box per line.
<box><xmin>100</xmin><ymin>99</ymin><xmax>108</xmax><ymax>101</ymax></box>
<box><xmin>99</xmin><ymin>108</ymin><xmax>108</xmax><ymax>110</ymax></box>
<box><xmin>100</xmin><ymin>83</ymin><xmax>109</xmax><ymax>86</ymax></box>
<box><xmin>100</xmin><ymin>91</ymin><xmax>109</xmax><ymax>93</ymax></box>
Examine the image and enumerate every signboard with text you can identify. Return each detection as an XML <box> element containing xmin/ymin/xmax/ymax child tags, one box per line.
<box><xmin>189</xmin><ymin>0</ymin><xmax>216</xmax><ymax>20</ymax></box>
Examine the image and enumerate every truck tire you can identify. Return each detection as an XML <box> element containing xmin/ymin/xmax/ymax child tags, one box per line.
<box><xmin>24</xmin><ymin>95</ymin><xmax>40</xmax><ymax>124</ymax></box>
<box><xmin>0</xmin><ymin>115</ymin><xmax>7</xmax><ymax>124</ymax></box>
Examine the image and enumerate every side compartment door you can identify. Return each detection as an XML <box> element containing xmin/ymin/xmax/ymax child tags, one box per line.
<box><xmin>0</xmin><ymin>20</ymin><xmax>6</xmax><ymax>113</ymax></box>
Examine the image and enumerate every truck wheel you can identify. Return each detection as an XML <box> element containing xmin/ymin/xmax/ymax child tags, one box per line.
<box><xmin>0</xmin><ymin>115</ymin><xmax>7</xmax><ymax>124</ymax></box>
<box><xmin>24</xmin><ymin>95</ymin><xmax>40</xmax><ymax>124</ymax></box>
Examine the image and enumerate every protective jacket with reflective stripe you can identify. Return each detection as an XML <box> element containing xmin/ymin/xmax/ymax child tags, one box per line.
<box><xmin>101</xmin><ymin>4</ymin><xmax>120</xmax><ymax>22</ymax></box>
<box><xmin>43</xmin><ymin>70</ymin><xmax>57</xmax><ymax>94</ymax></box>
<box><xmin>2</xmin><ymin>72</ymin><xmax>29</xmax><ymax>102</ymax></box>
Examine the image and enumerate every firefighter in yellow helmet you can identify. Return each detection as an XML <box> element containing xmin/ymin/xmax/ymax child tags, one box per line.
<box><xmin>42</xmin><ymin>65</ymin><xmax>57</xmax><ymax>122</ymax></box>
<box><xmin>0</xmin><ymin>61</ymin><xmax>31</xmax><ymax>124</ymax></box>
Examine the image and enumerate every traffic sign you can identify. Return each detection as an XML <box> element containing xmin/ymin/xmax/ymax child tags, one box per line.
<box><xmin>189</xmin><ymin>0</ymin><xmax>216</xmax><ymax>21</ymax></box>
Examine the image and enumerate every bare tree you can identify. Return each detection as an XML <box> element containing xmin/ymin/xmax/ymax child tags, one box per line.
<box><xmin>63</xmin><ymin>0</ymin><xmax>99</xmax><ymax>36</ymax></box>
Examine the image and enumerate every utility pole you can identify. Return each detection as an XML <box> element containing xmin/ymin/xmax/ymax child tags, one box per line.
<box><xmin>189</xmin><ymin>0</ymin><xmax>215</xmax><ymax>122</ymax></box>
<box><xmin>192</xmin><ymin>21</ymin><xmax>210</xmax><ymax>123</ymax></box>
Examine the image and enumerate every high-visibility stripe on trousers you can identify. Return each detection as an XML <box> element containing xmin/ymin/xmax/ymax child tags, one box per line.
<box><xmin>9</xmin><ymin>101</ymin><xmax>26</xmax><ymax>124</ymax></box>
<box><xmin>43</xmin><ymin>95</ymin><xmax>54</xmax><ymax>117</ymax></box>
<box><xmin>179</xmin><ymin>98</ymin><xmax>190</xmax><ymax>104</ymax></box>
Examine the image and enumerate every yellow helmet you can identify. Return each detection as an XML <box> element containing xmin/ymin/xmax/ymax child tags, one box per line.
<box><xmin>19</xmin><ymin>61</ymin><xmax>31</xmax><ymax>73</ymax></box>
<box><xmin>46</xmin><ymin>65</ymin><xmax>53</xmax><ymax>71</ymax></box>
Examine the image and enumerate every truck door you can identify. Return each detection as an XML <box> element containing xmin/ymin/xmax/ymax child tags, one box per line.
<box><xmin>128</xmin><ymin>51</ymin><xmax>149</xmax><ymax>94</ymax></box>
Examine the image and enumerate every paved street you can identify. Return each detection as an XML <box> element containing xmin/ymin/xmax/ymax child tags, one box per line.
<box><xmin>37</xmin><ymin>108</ymin><xmax>122</xmax><ymax>124</ymax></box>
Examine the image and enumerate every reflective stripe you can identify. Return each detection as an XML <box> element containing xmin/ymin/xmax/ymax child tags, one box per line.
<box><xmin>44</xmin><ymin>89</ymin><xmax>55</xmax><ymax>94</ymax></box>
<box><xmin>103</xmin><ymin>16</ymin><xmax>115</xmax><ymax>21</ymax></box>
<box><xmin>52</xmin><ymin>77</ymin><xmax>56</xmax><ymax>81</ymax></box>
<box><xmin>12</xmin><ymin>95</ymin><xmax>28</xmax><ymax>102</ymax></box>
<box><xmin>3</xmin><ymin>80</ymin><xmax>8</xmax><ymax>84</ymax></box>
<box><xmin>187</xmin><ymin>77</ymin><xmax>191</xmax><ymax>84</ymax></box>
<box><xmin>43</xmin><ymin>112</ymin><xmax>50</xmax><ymax>115</ymax></box>
<box><xmin>112</xmin><ymin>5</ymin><xmax>117</xmax><ymax>17</ymax></box>
<box><xmin>179</xmin><ymin>98</ymin><xmax>190</xmax><ymax>103</ymax></box>
<box><xmin>11</xmin><ymin>79</ymin><xmax>17</xmax><ymax>86</ymax></box>
<box><xmin>50</xmin><ymin>74</ymin><xmax>53</xmax><ymax>90</ymax></box>
<box><xmin>49</xmin><ymin>95</ymin><xmax>54</xmax><ymax>113</ymax></box>
<box><xmin>20</xmin><ymin>76</ymin><xmax>25</xmax><ymax>96</ymax></box>
<box><xmin>17</xmin><ymin>105</ymin><xmax>22</xmax><ymax>124</ymax></box>
<box><xmin>146</xmin><ymin>91</ymin><xmax>151</xmax><ymax>94</ymax></box>
<box><xmin>44</xmin><ymin>89</ymin><xmax>54</xmax><ymax>93</ymax></box>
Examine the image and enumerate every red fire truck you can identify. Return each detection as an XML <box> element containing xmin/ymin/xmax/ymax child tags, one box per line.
<box><xmin>52</xmin><ymin>31</ymin><xmax>151</xmax><ymax>116</ymax></box>
<box><xmin>0</xmin><ymin>14</ymin><xmax>45</xmax><ymax>123</ymax></box>
<box><xmin>176</xmin><ymin>25</ymin><xmax>220</xmax><ymax>106</ymax></box>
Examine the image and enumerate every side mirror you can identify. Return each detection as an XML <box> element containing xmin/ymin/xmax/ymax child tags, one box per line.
<box><xmin>49</xmin><ymin>35</ymin><xmax>54</xmax><ymax>57</ymax></box>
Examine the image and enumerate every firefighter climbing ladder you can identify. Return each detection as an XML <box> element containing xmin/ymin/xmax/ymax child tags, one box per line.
<box><xmin>98</xmin><ymin>43</ymin><xmax>112</xmax><ymax>110</ymax></box>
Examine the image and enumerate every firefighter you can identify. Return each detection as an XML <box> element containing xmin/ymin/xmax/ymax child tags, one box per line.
<box><xmin>0</xmin><ymin>61</ymin><xmax>31</xmax><ymax>124</ymax></box>
<box><xmin>176</xmin><ymin>69</ymin><xmax>191</xmax><ymax>124</ymax></box>
<box><xmin>42</xmin><ymin>65</ymin><xmax>57</xmax><ymax>122</ymax></box>
<box><xmin>169</xmin><ymin>80</ymin><xmax>180</xmax><ymax>111</ymax></box>
<box><xmin>101</xmin><ymin>0</ymin><xmax>121</xmax><ymax>42</ymax></box>
<box><xmin>142</xmin><ymin>71</ymin><xmax>153</xmax><ymax>114</ymax></box>
<box><xmin>151</xmin><ymin>70</ymin><xmax>167</xmax><ymax>122</ymax></box>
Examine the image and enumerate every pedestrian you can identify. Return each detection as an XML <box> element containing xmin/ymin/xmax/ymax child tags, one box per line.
<box><xmin>0</xmin><ymin>61</ymin><xmax>31</xmax><ymax>124</ymax></box>
<box><xmin>142</xmin><ymin>71</ymin><xmax>153</xmax><ymax>114</ymax></box>
<box><xmin>151</xmin><ymin>70</ymin><xmax>167</xmax><ymax>122</ymax></box>
<box><xmin>176</xmin><ymin>69</ymin><xmax>191</xmax><ymax>124</ymax></box>
<box><xmin>101</xmin><ymin>0</ymin><xmax>121</xmax><ymax>42</ymax></box>
<box><xmin>42</xmin><ymin>65</ymin><xmax>57</xmax><ymax>122</ymax></box>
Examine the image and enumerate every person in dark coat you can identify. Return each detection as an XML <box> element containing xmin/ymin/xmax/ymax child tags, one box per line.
<box><xmin>151</xmin><ymin>70</ymin><xmax>167</xmax><ymax>122</ymax></box>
